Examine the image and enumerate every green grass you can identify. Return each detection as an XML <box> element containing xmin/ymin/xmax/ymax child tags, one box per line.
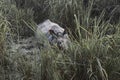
<box><xmin>0</xmin><ymin>0</ymin><xmax>120</xmax><ymax>80</ymax></box>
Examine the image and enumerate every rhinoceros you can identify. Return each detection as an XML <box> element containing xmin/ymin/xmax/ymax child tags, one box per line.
<box><xmin>35</xmin><ymin>19</ymin><xmax>70</xmax><ymax>49</ymax></box>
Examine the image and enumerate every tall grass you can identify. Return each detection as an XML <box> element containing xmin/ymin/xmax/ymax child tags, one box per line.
<box><xmin>0</xmin><ymin>0</ymin><xmax>120</xmax><ymax>80</ymax></box>
<box><xmin>0</xmin><ymin>1</ymin><xmax>11</xmax><ymax>80</ymax></box>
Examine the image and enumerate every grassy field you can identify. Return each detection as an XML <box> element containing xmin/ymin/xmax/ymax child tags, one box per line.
<box><xmin>0</xmin><ymin>0</ymin><xmax>120</xmax><ymax>80</ymax></box>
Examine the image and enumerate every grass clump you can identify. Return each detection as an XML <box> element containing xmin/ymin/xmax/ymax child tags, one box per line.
<box><xmin>0</xmin><ymin>0</ymin><xmax>120</xmax><ymax>80</ymax></box>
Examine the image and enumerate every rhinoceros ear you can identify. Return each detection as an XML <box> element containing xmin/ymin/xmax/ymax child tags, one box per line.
<box><xmin>49</xmin><ymin>30</ymin><xmax>58</xmax><ymax>38</ymax></box>
<box><xmin>49</xmin><ymin>29</ymin><xmax>54</xmax><ymax>34</ymax></box>
<box><xmin>49</xmin><ymin>29</ymin><xmax>56</xmax><ymax>35</ymax></box>
<box><xmin>63</xmin><ymin>30</ymin><xmax>67</xmax><ymax>35</ymax></box>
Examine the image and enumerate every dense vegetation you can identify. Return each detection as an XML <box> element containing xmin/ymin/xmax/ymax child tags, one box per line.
<box><xmin>0</xmin><ymin>0</ymin><xmax>120</xmax><ymax>80</ymax></box>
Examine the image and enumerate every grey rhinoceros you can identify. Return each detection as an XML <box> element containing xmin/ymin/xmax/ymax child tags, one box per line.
<box><xmin>35</xmin><ymin>19</ymin><xmax>70</xmax><ymax>50</ymax></box>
